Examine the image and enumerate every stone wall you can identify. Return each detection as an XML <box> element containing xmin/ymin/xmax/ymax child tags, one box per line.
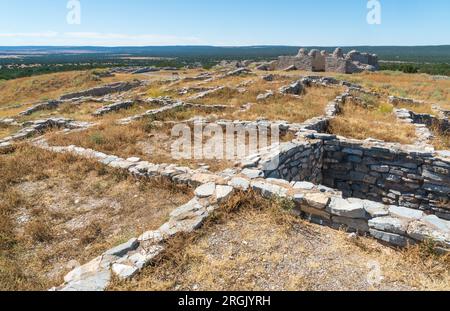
<box><xmin>60</xmin><ymin>81</ymin><xmax>142</xmax><ymax>100</ymax></box>
<box><xmin>254</xmin><ymin>140</ymin><xmax>324</xmax><ymax>184</ymax></box>
<box><xmin>321</xmin><ymin>137</ymin><xmax>450</xmax><ymax>219</ymax></box>
<box><xmin>268</xmin><ymin>48</ymin><xmax>379</xmax><ymax>74</ymax></box>
<box><xmin>272</xmin><ymin>55</ymin><xmax>313</xmax><ymax>71</ymax></box>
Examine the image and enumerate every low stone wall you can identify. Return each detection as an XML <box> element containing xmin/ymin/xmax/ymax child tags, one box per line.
<box><xmin>0</xmin><ymin>118</ymin><xmax>92</xmax><ymax>148</ymax></box>
<box><xmin>19</xmin><ymin>100</ymin><xmax>63</xmax><ymax>116</ymax></box>
<box><xmin>36</xmin><ymin>141</ymin><xmax>449</xmax><ymax>291</ymax></box>
<box><xmin>244</xmin><ymin>140</ymin><xmax>324</xmax><ymax>184</ymax></box>
<box><xmin>389</xmin><ymin>96</ymin><xmax>450</xmax><ymax>133</ymax></box>
<box><xmin>60</xmin><ymin>81</ymin><xmax>142</xmax><ymax>100</ymax></box>
<box><xmin>93</xmin><ymin>101</ymin><xmax>135</xmax><ymax>116</ymax></box>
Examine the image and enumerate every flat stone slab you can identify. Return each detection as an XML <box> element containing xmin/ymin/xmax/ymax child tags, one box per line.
<box><xmin>370</xmin><ymin>229</ymin><xmax>415</xmax><ymax>248</ymax></box>
<box><xmin>332</xmin><ymin>216</ymin><xmax>369</xmax><ymax>232</ymax></box>
<box><xmin>112</xmin><ymin>263</ymin><xmax>139</xmax><ymax>279</ymax></box>
<box><xmin>104</xmin><ymin>238</ymin><xmax>139</xmax><ymax>257</ymax></box>
<box><xmin>293</xmin><ymin>181</ymin><xmax>315</xmax><ymax>190</ymax></box>
<box><xmin>138</xmin><ymin>230</ymin><xmax>164</xmax><ymax>243</ymax></box>
<box><xmin>228</xmin><ymin>177</ymin><xmax>250</xmax><ymax>191</ymax></box>
<box><xmin>170</xmin><ymin>198</ymin><xmax>203</xmax><ymax>219</ymax></box>
<box><xmin>357</xmin><ymin>199</ymin><xmax>389</xmax><ymax>218</ymax></box>
<box><xmin>60</xmin><ymin>270</ymin><xmax>111</xmax><ymax>291</ymax></box>
<box><xmin>389</xmin><ymin>206</ymin><xmax>425</xmax><ymax>221</ymax></box>
<box><xmin>128</xmin><ymin>246</ymin><xmax>164</xmax><ymax>269</ymax></box>
<box><xmin>194</xmin><ymin>182</ymin><xmax>216</xmax><ymax>198</ymax></box>
<box><xmin>303</xmin><ymin>193</ymin><xmax>330</xmax><ymax>210</ymax></box>
<box><xmin>369</xmin><ymin>216</ymin><xmax>409</xmax><ymax>235</ymax></box>
<box><xmin>327</xmin><ymin>197</ymin><xmax>368</xmax><ymax>219</ymax></box>
<box><xmin>407</xmin><ymin>220</ymin><xmax>449</xmax><ymax>247</ymax></box>
<box><xmin>216</xmin><ymin>185</ymin><xmax>233</xmax><ymax>202</ymax></box>
<box><xmin>422</xmin><ymin>215</ymin><xmax>450</xmax><ymax>233</ymax></box>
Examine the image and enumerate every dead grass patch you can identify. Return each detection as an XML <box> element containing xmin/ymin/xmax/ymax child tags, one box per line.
<box><xmin>431</xmin><ymin>123</ymin><xmax>450</xmax><ymax>150</ymax></box>
<box><xmin>329</xmin><ymin>102</ymin><xmax>417</xmax><ymax>144</ymax></box>
<box><xmin>343</xmin><ymin>71</ymin><xmax>450</xmax><ymax>109</ymax></box>
<box><xmin>0</xmin><ymin>144</ymin><xmax>192</xmax><ymax>290</ymax></box>
<box><xmin>111</xmin><ymin>191</ymin><xmax>449</xmax><ymax>291</ymax></box>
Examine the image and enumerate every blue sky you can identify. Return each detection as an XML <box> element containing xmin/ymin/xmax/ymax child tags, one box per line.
<box><xmin>0</xmin><ymin>0</ymin><xmax>449</xmax><ymax>46</ymax></box>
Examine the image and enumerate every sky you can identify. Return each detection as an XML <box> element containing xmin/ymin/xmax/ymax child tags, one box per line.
<box><xmin>0</xmin><ymin>0</ymin><xmax>449</xmax><ymax>46</ymax></box>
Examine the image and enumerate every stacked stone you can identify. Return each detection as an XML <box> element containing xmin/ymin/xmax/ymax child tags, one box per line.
<box><xmin>321</xmin><ymin>138</ymin><xmax>450</xmax><ymax>220</ymax></box>
<box><xmin>118</xmin><ymin>101</ymin><xmax>185</xmax><ymax>125</ymax></box>
<box><xmin>53</xmin><ymin>180</ymin><xmax>234</xmax><ymax>291</ymax></box>
<box><xmin>60</xmin><ymin>80</ymin><xmax>142</xmax><ymax>100</ymax></box>
<box><xmin>19</xmin><ymin>100</ymin><xmax>63</xmax><ymax>116</ymax></box>
<box><xmin>279</xmin><ymin>80</ymin><xmax>304</xmax><ymax>95</ymax></box>
<box><xmin>389</xmin><ymin>96</ymin><xmax>450</xmax><ymax>133</ymax></box>
<box><xmin>187</xmin><ymin>86</ymin><xmax>225</xmax><ymax>100</ymax></box>
<box><xmin>239</xmin><ymin>139</ymin><xmax>323</xmax><ymax>184</ymax></box>
<box><xmin>92</xmin><ymin>100</ymin><xmax>135</xmax><ymax>116</ymax></box>
<box><xmin>0</xmin><ymin>118</ymin><xmax>92</xmax><ymax>147</ymax></box>
<box><xmin>394</xmin><ymin>108</ymin><xmax>434</xmax><ymax>147</ymax></box>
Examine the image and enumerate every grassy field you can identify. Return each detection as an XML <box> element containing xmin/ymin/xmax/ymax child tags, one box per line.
<box><xmin>329</xmin><ymin>93</ymin><xmax>417</xmax><ymax>144</ymax></box>
<box><xmin>0</xmin><ymin>144</ymin><xmax>192</xmax><ymax>290</ymax></box>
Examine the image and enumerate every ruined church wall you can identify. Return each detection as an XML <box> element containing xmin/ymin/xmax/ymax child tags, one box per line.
<box><xmin>273</xmin><ymin>56</ymin><xmax>313</xmax><ymax>71</ymax></box>
<box><xmin>324</xmin><ymin>57</ymin><xmax>349</xmax><ymax>73</ymax></box>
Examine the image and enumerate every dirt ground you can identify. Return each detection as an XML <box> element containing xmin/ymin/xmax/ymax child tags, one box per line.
<box><xmin>111</xmin><ymin>193</ymin><xmax>450</xmax><ymax>291</ymax></box>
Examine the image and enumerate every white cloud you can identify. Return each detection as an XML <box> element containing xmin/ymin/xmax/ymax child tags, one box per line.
<box><xmin>0</xmin><ymin>32</ymin><xmax>204</xmax><ymax>46</ymax></box>
<box><xmin>0</xmin><ymin>32</ymin><xmax>59</xmax><ymax>38</ymax></box>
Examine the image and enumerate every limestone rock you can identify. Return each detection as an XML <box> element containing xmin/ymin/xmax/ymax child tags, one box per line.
<box><xmin>389</xmin><ymin>206</ymin><xmax>424</xmax><ymax>221</ymax></box>
<box><xmin>369</xmin><ymin>216</ymin><xmax>409</xmax><ymax>235</ymax></box>
<box><xmin>228</xmin><ymin>177</ymin><xmax>250</xmax><ymax>191</ymax></box>
<box><xmin>303</xmin><ymin>193</ymin><xmax>330</xmax><ymax>210</ymax></box>
<box><xmin>112</xmin><ymin>263</ymin><xmax>139</xmax><ymax>279</ymax></box>
<box><xmin>215</xmin><ymin>185</ymin><xmax>234</xmax><ymax>202</ymax></box>
<box><xmin>327</xmin><ymin>197</ymin><xmax>368</xmax><ymax>219</ymax></box>
<box><xmin>370</xmin><ymin>229</ymin><xmax>415</xmax><ymax>248</ymax></box>
<box><xmin>104</xmin><ymin>238</ymin><xmax>139</xmax><ymax>257</ymax></box>
<box><xmin>194</xmin><ymin>182</ymin><xmax>216</xmax><ymax>198</ymax></box>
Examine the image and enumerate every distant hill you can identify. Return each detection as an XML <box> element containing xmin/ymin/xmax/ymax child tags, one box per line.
<box><xmin>0</xmin><ymin>45</ymin><xmax>449</xmax><ymax>63</ymax></box>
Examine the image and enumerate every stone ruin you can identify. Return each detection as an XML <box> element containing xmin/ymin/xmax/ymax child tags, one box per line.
<box><xmin>265</xmin><ymin>47</ymin><xmax>379</xmax><ymax>74</ymax></box>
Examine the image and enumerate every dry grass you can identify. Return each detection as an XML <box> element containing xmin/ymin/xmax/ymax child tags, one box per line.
<box><xmin>0</xmin><ymin>71</ymin><xmax>146</xmax><ymax>118</ymax></box>
<box><xmin>176</xmin><ymin>82</ymin><xmax>342</xmax><ymax>123</ymax></box>
<box><xmin>17</xmin><ymin>101</ymin><xmax>162</xmax><ymax>123</ymax></box>
<box><xmin>237</xmin><ymin>87</ymin><xmax>341</xmax><ymax>123</ymax></box>
<box><xmin>329</xmin><ymin>101</ymin><xmax>417</xmax><ymax>144</ymax></box>
<box><xmin>431</xmin><ymin>124</ymin><xmax>450</xmax><ymax>150</ymax></box>
<box><xmin>111</xmin><ymin>191</ymin><xmax>450</xmax><ymax>291</ymax></box>
<box><xmin>341</xmin><ymin>71</ymin><xmax>450</xmax><ymax>109</ymax></box>
<box><xmin>0</xmin><ymin>144</ymin><xmax>192</xmax><ymax>290</ymax></box>
<box><xmin>46</xmin><ymin>120</ymin><xmax>236</xmax><ymax>172</ymax></box>
<box><xmin>394</xmin><ymin>102</ymin><xmax>435</xmax><ymax>115</ymax></box>
<box><xmin>0</xmin><ymin>125</ymin><xmax>18</xmax><ymax>139</ymax></box>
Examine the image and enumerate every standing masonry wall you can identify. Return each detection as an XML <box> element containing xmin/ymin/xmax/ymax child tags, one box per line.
<box><xmin>250</xmin><ymin>137</ymin><xmax>450</xmax><ymax>220</ymax></box>
<box><xmin>260</xmin><ymin>140</ymin><xmax>323</xmax><ymax>184</ymax></box>
<box><xmin>321</xmin><ymin>138</ymin><xmax>450</xmax><ymax>220</ymax></box>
